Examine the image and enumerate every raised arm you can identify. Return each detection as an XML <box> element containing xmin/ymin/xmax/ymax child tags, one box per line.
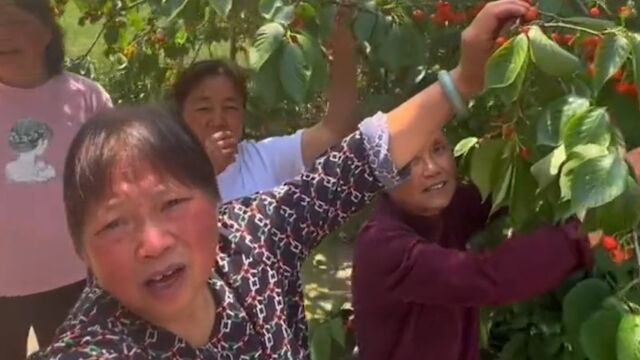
<box><xmin>356</xmin><ymin>221</ymin><xmax>592</xmax><ymax>307</ymax></box>
<box><xmin>219</xmin><ymin>0</ymin><xmax>533</xmax><ymax>275</ymax></box>
<box><xmin>300</xmin><ymin>5</ymin><xmax>359</xmax><ymax>166</ymax></box>
<box><xmin>386</xmin><ymin>0</ymin><xmax>530</xmax><ymax>169</ymax></box>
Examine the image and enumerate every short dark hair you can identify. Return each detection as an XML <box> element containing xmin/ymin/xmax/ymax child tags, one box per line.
<box><xmin>172</xmin><ymin>59</ymin><xmax>248</xmax><ymax>111</ymax></box>
<box><xmin>14</xmin><ymin>0</ymin><xmax>65</xmax><ymax>76</ymax></box>
<box><xmin>63</xmin><ymin>105</ymin><xmax>220</xmax><ymax>254</ymax></box>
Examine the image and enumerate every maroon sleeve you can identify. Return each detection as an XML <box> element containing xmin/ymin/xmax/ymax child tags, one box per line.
<box><xmin>357</xmin><ymin>220</ymin><xmax>592</xmax><ymax>307</ymax></box>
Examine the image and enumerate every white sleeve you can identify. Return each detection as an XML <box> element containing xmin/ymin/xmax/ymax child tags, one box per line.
<box><xmin>254</xmin><ymin>130</ymin><xmax>305</xmax><ymax>186</ymax></box>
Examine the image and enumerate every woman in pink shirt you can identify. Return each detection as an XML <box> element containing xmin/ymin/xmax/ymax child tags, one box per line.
<box><xmin>0</xmin><ymin>0</ymin><xmax>111</xmax><ymax>358</ymax></box>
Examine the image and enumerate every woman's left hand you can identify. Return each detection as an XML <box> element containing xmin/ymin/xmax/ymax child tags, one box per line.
<box><xmin>324</xmin><ymin>2</ymin><xmax>356</xmax><ymax>63</ymax></box>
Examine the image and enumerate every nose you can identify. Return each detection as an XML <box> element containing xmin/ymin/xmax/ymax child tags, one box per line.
<box><xmin>137</xmin><ymin>221</ymin><xmax>175</xmax><ymax>259</ymax></box>
<box><xmin>206</xmin><ymin>108</ymin><xmax>228</xmax><ymax>132</ymax></box>
<box><xmin>419</xmin><ymin>156</ymin><xmax>442</xmax><ymax>178</ymax></box>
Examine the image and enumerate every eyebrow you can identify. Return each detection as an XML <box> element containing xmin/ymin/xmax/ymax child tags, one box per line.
<box><xmin>194</xmin><ymin>95</ymin><xmax>240</xmax><ymax>104</ymax></box>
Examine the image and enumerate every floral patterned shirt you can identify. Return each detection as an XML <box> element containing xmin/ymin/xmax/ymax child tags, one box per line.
<box><xmin>29</xmin><ymin>112</ymin><xmax>405</xmax><ymax>359</ymax></box>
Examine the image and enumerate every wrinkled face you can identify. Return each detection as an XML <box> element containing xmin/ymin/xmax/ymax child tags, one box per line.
<box><xmin>181</xmin><ymin>75</ymin><xmax>244</xmax><ymax>149</ymax></box>
<box><xmin>80</xmin><ymin>161</ymin><xmax>218</xmax><ymax>324</ymax></box>
<box><xmin>389</xmin><ymin>130</ymin><xmax>457</xmax><ymax>216</ymax></box>
<box><xmin>0</xmin><ymin>3</ymin><xmax>51</xmax><ymax>80</ymax></box>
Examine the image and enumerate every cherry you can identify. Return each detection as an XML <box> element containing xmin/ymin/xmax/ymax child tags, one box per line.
<box><xmin>412</xmin><ymin>9</ymin><xmax>426</xmax><ymax>23</ymax></box>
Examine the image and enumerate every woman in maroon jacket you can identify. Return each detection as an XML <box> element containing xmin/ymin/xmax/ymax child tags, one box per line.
<box><xmin>352</xmin><ymin>129</ymin><xmax>640</xmax><ymax>360</ymax></box>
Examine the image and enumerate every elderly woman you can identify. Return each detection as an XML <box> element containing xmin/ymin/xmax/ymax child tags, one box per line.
<box><xmin>0</xmin><ymin>0</ymin><xmax>111</xmax><ymax>357</ymax></box>
<box><xmin>30</xmin><ymin>1</ymin><xmax>534</xmax><ymax>358</ymax></box>
<box><xmin>172</xmin><ymin>5</ymin><xmax>359</xmax><ymax>202</ymax></box>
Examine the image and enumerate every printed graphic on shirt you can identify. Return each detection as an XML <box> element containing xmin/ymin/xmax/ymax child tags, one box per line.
<box><xmin>5</xmin><ymin>118</ymin><xmax>55</xmax><ymax>184</ymax></box>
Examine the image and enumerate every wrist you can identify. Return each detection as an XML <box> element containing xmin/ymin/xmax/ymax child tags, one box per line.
<box><xmin>450</xmin><ymin>67</ymin><xmax>480</xmax><ymax>102</ymax></box>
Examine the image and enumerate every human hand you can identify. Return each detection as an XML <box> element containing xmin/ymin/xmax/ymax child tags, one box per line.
<box><xmin>204</xmin><ymin>131</ymin><xmax>237</xmax><ymax>174</ymax></box>
<box><xmin>324</xmin><ymin>2</ymin><xmax>356</xmax><ymax>63</ymax></box>
<box><xmin>452</xmin><ymin>0</ymin><xmax>532</xmax><ymax>99</ymax></box>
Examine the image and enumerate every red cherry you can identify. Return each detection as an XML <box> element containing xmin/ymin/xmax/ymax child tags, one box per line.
<box><xmin>412</xmin><ymin>9</ymin><xmax>426</xmax><ymax>23</ymax></box>
<box><xmin>523</xmin><ymin>7</ymin><xmax>538</xmax><ymax>22</ymax></box>
<box><xmin>551</xmin><ymin>33</ymin><xmax>561</xmax><ymax>43</ymax></box>
<box><xmin>619</xmin><ymin>6</ymin><xmax>632</xmax><ymax>18</ymax></box>
<box><xmin>519</xmin><ymin>147</ymin><xmax>531</xmax><ymax>160</ymax></box>
<box><xmin>290</xmin><ymin>17</ymin><xmax>304</xmax><ymax>30</ymax></box>
<box><xmin>601</xmin><ymin>235</ymin><xmax>618</xmax><ymax>251</ymax></box>
<box><xmin>589</xmin><ymin>7</ymin><xmax>600</xmax><ymax>17</ymax></box>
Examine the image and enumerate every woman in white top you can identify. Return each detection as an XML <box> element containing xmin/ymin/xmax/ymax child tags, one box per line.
<box><xmin>172</xmin><ymin>8</ymin><xmax>359</xmax><ymax>202</ymax></box>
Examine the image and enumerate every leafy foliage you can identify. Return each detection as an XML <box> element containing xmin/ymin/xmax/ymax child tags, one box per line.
<box><xmin>54</xmin><ymin>0</ymin><xmax>640</xmax><ymax>358</ymax></box>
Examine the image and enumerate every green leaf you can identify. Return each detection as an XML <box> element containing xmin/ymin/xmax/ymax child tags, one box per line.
<box><xmin>485</xmin><ymin>33</ymin><xmax>529</xmax><ymax>89</ymax></box>
<box><xmin>499</xmin><ymin>333</ymin><xmax>528</xmax><ymax>360</ymax></box>
<box><xmin>497</xmin><ymin>61</ymin><xmax>527</xmax><ymax>104</ymax></box>
<box><xmin>165</xmin><ymin>0</ymin><xmax>191</xmax><ymax>21</ymax></box>
<box><xmin>583</xmin><ymin>176</ymin><xmax>640</xmax><ymax>234</ymax></box>
<box><xmin>454</xmin><ymin>137</ymin><xmax>478</xmax><ymax>157</ymax></box>
<box><xmin>295</xmin><ymin>2</ymin><xmax>316</xmax><ymax>24</ymax></box>
<box><xmin>279</xmin><ymin>42</ymin><xmax>312</xmax><ymax>103</ymax></box>
<box><xmin>593</xmin><ymin>34</ymin><xmax>631</xmax><ymax>94</ymax></box>
<box><xmin>536</xmin><ymin>96</ymin><xmax>591</xmax><ymax>147</ymax></box>
<box><xmin>250</xmin><ymin>23</ymin><xmax>285</xmax><ymax>70</ymax></box>
<box><xmin>564</xmin><ymin>17</ymin><xmax>616</xmax><ymax>31</ymax></box>
<box><xmin>629</xmin><ymin>33</ymin><xmax>640</xmax><ymax>104</ymax></box>
<box><xmin>470</xmin><ymin>139</ymin><xmax>506</xmax><ymax>201</ymax></box>
<box><xmin>208</xmin><ymin>0</ymin><xmax>232</xmax><ymax>17</ymax></box>
<box><xmin>370</xmin><ymin>13</ymin><xmax>392</xmax><ymax>47</ymax></box>
<box><xmin>310</xmin><ymin>323</ymin><xmax>332</xmax><ymax>360</ymax></box>
<box><xmin>378</xmin><ymin>23</ymin><xmax>424</xmax><ymax>72</ymax></box>
<box><xmin>561</xmin><ymin>107</ymin><xmax>611</xmax><ymax>150</ymax></box>
<box><xmin>353</xmin><ymin>11</ymin><xmax>377</xmax><ymax>43</ymax></box>
<box><xmin>491</xmin><ymin>144</ymin><xmax>514</xmax><ymax>214</ymax></box>
<box><xmin>329</xmin><ymin>317</ymin><xmax>346</xmax><ymax>347</ymax></box>
<box><xmin>274</xmin><ymin>4</ymin><xmax>296</xmax><ymax>25</ymax></box>
<box><xmin>579</xmin><ymin>308</ymin><xmax>622</xmax><ymax>360</ymax></box>
<box><xmin>559</xmin><ymin>144</ymin><xmax>609</xmax><ymax>201</ymax></box>
<box><xmin>529</xmin><ymin>26</ymin><xmax>580</xmax><ymax>77</ymax></box>
<box><xmin>616</xmin><ymin>313</ymin><xmax>640</xmax><ymax>360</ymax></box>
<box><xmin>259</xmin><ymin>0</ymin><xmax>283</xmax><ymax>19</ymax></box>
<box><xmin>297</xmin><ymin>32</ymin><xmax>325</xmax><ymax>98</ymax></box>
<box><xmin>570</xmin><ymin>153</ymin><xmax>627</xmax><ymax>210</ymax></box>
<box><xmin>317</xmin><ymin>4</ymin><xmax>337</xmax><ymax>41</ymax></box>
<box><xmin>251</xmin><ymin>48</ymin><xmax>283</xmax><ymax>109</ymax></box>
<box><xmin>531</xmin><ymin>145</ymin><xmax>566</xmax><ymax>189</ymax></box>
<box><xmin>562</xmin><ymin>279</ymin><xmax>611</xmax><ymax>350</ymax></box>
<box><xmin>510</xmin><ymin>157</ymin><xmax>540</xmax><ymax>230</ymax></box>
<box><xmin>103</xmin><ymin>24</ymin><xmax>120</xmax><ymax>46</ymax></box>
<box><xmin>539</xmin><ymin>0</ymin><xmax>563</xmax><ymax>13</ymax></box>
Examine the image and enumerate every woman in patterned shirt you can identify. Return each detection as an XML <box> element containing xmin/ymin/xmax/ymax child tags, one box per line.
<box><xmin>30</xmin><ymin>1</ymin><xmax>534</xmax><ymax>358</ymax></box>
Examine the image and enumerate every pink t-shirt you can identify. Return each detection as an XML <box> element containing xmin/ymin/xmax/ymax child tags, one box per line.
<box><xmin>0</xmin><ymin>72</ymin><xmax>112</xmax><ymax>296</ymax></box>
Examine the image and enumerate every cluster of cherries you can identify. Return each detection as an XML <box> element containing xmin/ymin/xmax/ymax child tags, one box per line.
<box><xmin>601</xmin><ymin>235</ymin><xmax>634</xmax><ymax>265</ymax></box>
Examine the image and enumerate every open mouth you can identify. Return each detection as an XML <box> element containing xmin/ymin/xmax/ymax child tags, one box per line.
<box><xmin>144</xmin><ymin>264</ymin><xmax>186</xmax><ymax>293</ymax></box>
<box><xmin>423</xmin><ymin>181</ymin><xmax>447</xmax><ymax>192</ymax></box>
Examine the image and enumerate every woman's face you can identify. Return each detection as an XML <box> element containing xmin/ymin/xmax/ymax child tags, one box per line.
<box><xmin>389</xmin><ymin>130</ymin><xmax>458</xmax><ymax>217</ymax></box>
<box><xmin>181</xmin><ymin>75</ymin><xmax>245</xmax><ymax>148</ymax></box>
<box><xmin>0</xmin><ymin>3</ymin><xmax>51</xmax><ymax>81</ymax></box>
<box><xmin>80</xmin><ymin>160</ymin><xmax>219</xmax><ymax>324</ymax></box>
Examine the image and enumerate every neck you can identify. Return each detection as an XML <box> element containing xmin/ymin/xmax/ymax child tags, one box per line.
<box><xmin>160</xmin><ymin>286</ymin><xmax>216</xmax><ymax>347</ymax></box>
<box><xmin>0</xmin><ymin>66</ymin><xmax>50</xmax><ymax>89</ymax></box>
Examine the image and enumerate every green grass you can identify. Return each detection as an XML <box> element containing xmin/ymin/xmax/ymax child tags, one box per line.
<box><xmin>59</xmin><ymin>2</ymin><xmax>105</xmax><ymax>59</ymax></box>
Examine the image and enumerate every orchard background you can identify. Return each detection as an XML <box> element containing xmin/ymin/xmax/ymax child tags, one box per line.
<box><xmin>45</xmin><ymin>0</ymin><xmax>640</xmax><ymax>358</ymax></box>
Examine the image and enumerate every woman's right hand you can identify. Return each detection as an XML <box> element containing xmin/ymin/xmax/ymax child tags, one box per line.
<box><xmin>452</xmin><ymin>0</ymin><xmax>533</xmax><ymax>99</ymax></box>
<box><xmin>204</xmin><ymin>131</ymin><xmax>237</xmax><ymax>175</ymax></box>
